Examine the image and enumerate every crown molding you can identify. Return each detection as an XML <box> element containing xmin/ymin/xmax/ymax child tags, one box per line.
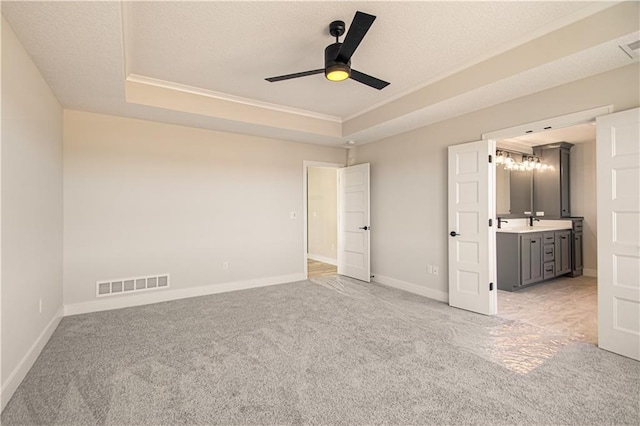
<box><xmin>126</xmin><ymin>74</ymin><xmax>342</xmax><ymax>124</ymax></box>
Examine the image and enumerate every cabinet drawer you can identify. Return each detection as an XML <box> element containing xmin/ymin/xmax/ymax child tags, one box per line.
<box><xmin>543</xmin><ymin>232</ymin><xmax>555</xmax><ymax>244</ymax></box>
<box><xmin>543</xmin><ymin>244</ymin><xmax>555</xmax><ymax>262</ymax></box>
<box><xmin>543</xmin><ymin>262</ymin><xmax>555</xmax><ymax>279</ymax></box>
<box><xmin>573</xmin><ymin>221</ymin><xmax>583</xmax><ymax>232</ymax></box>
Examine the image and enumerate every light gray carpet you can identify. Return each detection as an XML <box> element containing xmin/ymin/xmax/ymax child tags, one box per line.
<box><xmin>2</xmin><ymin>277</ymin><xmax>639</xmax><ymax>425</ymax></box>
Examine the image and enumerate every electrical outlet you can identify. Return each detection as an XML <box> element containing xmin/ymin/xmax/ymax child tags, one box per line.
<box><xmin>39</xmin><ymin>298</ymin><xmax>43</xmax><ymax>314</ymax></box>
<box><xmin>223</xmin><ymin>261</ymin><xmax>229</xmax><ymax>270</ymax></box>
<box><xmin>536</xmin><ymin>211</ymin><xmax>545</xmax><ymax>216</ymax></box>
<box><xmin>433</xmin><ymin>266</ymin><xmax>439</xmax><ymax>276</ymax></box>
<box><xmin>290</xmin><ymin>211</ymin><xmax>297</xmax><ymax>219</ymax></box>
<box><xmin>427</xmin><ymin>265</ymin><xmax>433</xmax><ymax>274</ymax></box>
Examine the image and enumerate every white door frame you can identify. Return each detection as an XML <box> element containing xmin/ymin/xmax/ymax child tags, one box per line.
<box><xmin>303</xmin><ymin>160</ymin><xmax>344</xmax><ymax>280</ymax></box>
<box><xmin>482</xmin><ymin>106</ymin><xmax>613</xmax><ymax>141</ymax></box>
<box><xmin>481</xmin><ymin>105</ymin><xmax>614</xmax><ymax>324</ymax></box>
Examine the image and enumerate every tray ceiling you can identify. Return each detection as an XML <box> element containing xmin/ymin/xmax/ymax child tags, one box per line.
<box><xmin>2</xmin><ymin>1</ymin><xmax>637</xmax><ymax>146</ymax></box>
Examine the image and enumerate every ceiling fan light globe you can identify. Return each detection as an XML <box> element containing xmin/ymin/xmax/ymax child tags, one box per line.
<box><xmin>325</xmin><ymin>64</ymin><xmax>350</xmax><ymax>82</ymax></box>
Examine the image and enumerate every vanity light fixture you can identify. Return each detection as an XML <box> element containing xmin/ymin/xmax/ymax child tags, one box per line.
<box><xmin>495</xmin><ymin>150</ymin><xmax>552</xmax><ymax>172</ymax></box>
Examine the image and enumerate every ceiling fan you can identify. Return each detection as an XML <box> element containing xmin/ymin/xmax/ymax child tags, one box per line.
<box><xmin>265</xmin><ymin>11</ymin><xmax>390</xmax><ymax>90</ymax></box>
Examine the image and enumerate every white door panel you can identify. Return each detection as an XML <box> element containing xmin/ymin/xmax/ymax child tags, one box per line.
<box><xmin>597</xmin><ymin>107</ymin><xmax>640</xmax><ymax>360</ymax></box>
<box><xmin>448</xmin><ymin>140</ymin><xmax>497</xmax><ymax>315</ymax></box>
<box><xmin>338</xmin><ymin>163</ymin><xmax>370</xmax><ymax>282</ymax></box>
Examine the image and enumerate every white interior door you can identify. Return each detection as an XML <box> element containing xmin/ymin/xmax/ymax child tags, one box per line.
<box><xmin>448</xmin><ymin>140</ymin><xmax>497</xmax><ymax>315</ymax></box>
<box><xmin>596</xmin><ymin>108</ymin><xmax>640</xmax><ymax>360</ymax></box>
<box><xmin>337</xmin><ymin>163</ymin><xmax>370</xmax><ymax>282</ymax></box>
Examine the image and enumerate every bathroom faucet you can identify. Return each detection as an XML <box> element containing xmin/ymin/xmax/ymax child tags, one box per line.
<box><xmin>529</xmin><ymin>217</ymin><xmax>541</xmax><ymax>226</ymax></box>
<box><xmin>497</xmin><ymin>218</ymin><xmax>508</xmax><ymax>229</ymax></box>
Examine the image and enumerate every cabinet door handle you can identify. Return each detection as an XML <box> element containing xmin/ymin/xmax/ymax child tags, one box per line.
<box><xmin>531</xmin><ymin>241</ymin><xmax>537</xmax><ymax>244</ymax></box>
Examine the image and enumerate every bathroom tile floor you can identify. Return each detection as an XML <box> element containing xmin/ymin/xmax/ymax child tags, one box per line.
<box><xmin>497</xmin><ymin>275</ymin><xmax>597</xmax><ymax>344</ymax></box>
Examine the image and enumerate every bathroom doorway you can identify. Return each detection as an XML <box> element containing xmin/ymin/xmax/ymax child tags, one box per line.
<box><xmin>493</xmin><ymin>122</ymin><xmax>598</xmax><ymax>344</ymax></box>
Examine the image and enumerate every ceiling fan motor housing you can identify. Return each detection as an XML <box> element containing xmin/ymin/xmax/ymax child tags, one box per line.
<box><xmin>325</xmin><ymin>43</ymin><xmax>351</xmax><ymax>80</ymax></box>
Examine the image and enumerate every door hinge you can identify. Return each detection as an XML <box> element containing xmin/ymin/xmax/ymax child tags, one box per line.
<box><xmin>489</xmin><ymin>282</ymin><xmax>494</xmax><ymax>291</ymax></box>
<box><xmin>489</xmin><ymin>218</ymin><xmax>493</xmax><ymax>227</ymax></box>
<box><xmin>488</xmin><ymin>154</ymin><xmax>492</xmax><ymax>163</ymax></box>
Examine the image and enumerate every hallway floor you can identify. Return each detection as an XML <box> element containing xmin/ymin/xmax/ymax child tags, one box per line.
<box><xmin>307</xmin><ymin>258</ymin><xmax>336</xmax><ymax>279</ymax></box>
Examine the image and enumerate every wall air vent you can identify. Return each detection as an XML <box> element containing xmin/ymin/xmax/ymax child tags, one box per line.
<box><xmin>96</xmin><ymin>274</ymin><xmax>170</xmax><ymax>297</ymax></box>
<box><xmin>619</xmin><ymin>40</ymin><xmax>640</xmax><ymax>59</ymax></box>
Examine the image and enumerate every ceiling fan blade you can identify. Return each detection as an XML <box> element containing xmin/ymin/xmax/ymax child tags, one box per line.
<box><xmin>336</xmin><ymin>11</ymin><xmax>376</xmax><ymax>63</ymax></box>
<box><xmin>350</xmin><ymin>69</ymin><xmax>390</xmax><ymax>90</ymax></box>
<box><xmin>265</xmin><ymin>69</ymin><xmax>324</xmax><ymax>82</ymax></box>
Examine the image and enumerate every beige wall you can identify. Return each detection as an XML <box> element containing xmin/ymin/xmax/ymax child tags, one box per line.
<box><xmin>1</xmin><ymin>18</ymin><xmax>63</xmax><ymax>406</ymax></box>
<box><xmin>307</xmin><ymin>167</ymin><xmax>337</xmax><ymax>262</ymax></box>
<box><xmin>352</xmin><ymin>64</ymin><xmax>639</xmax><ymax>298</ymax></box>
<box><xmin>571</xmin><ymin>140</ymin><xmax>597</xmax><ymax>274</ymax></box>
<box><xmin>63</xmin><ymin>110</ymin><xmax>346</xmax><ymax>308</ymax></box>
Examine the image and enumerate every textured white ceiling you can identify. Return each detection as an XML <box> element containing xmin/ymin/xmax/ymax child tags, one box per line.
<box><xmin>124</xmin><ymin>1</ymin><xmax>600</xmax><ymax>118</ymax></box>
<box><xmin>347</xmin><ymin>31</ymin><xmax>638</xmax><ymax>144</ymax></box>
<box><xmin>1</xmin><ymin>1</ymin><xmax>634</xmax><ymax>146</ymax></box>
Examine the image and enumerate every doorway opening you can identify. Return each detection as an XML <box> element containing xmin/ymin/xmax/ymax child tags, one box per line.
<box><xmin>494</xmin><ymin>122</ymin><xmax>598</xmax><ymax>345</ymax></box>
<box><xmin>451</xmin><ymin>106</ymin><xmax>638</xmax><ymax>359</ymax></box>
<box><xmin>303</xmin><ymin>161</ymin><xmax>341</xmax><ymax>279</ymax></box>
<box><xmin>303</xmin><ymin>161</ymin><xmax>372</xmax><ymax>282</ymax></box>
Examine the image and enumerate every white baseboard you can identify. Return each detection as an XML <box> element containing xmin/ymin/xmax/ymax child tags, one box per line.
<box><xmin>64</xmin><ymin>273</ymin><xmax>306</xmax><ymax>316</ymax></box>
<box><xmin>307</xmin><ymin>254</ymin><xmax>337</xmax><ymax>266</ymax></box>
<box><xmin>1</xmin><ymin>307</ymin><xmax>64</xmax><ymax>411</ymax></box>
<box><xmin>584</xmin><ymin>268</ymin><xmax>597</xmax><ymax>277</ymax></box>
<box><xmin>372</xmin><ymin>273</ymin><xmax>448</xmax><ymax>303</ymax></box>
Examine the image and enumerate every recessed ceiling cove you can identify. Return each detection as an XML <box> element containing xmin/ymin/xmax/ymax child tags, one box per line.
<box><xmin>123</xmin><ymin>1</ymin><xmax>602</xmax><ymax>118</ymax></box>
<box><xmin>2</xmin><ymin>1</ymin><xmax>637</xmax><ymax>146</ymax></box>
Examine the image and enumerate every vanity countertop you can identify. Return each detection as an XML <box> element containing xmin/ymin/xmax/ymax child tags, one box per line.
<box><xmin>497</xmin><ymin>226</ymin><xmax>571</xmax><ymax>234</ymax></box>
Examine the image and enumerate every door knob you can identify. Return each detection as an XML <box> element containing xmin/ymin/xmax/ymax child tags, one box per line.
<box><xmin>359</xmin><ymin>226</ymin><xmax>369</xmax><ymax>230</ymax></box>
<box><xmin>450</xmin><ymin>231</ymin><xmax>460</xmax><ymax>237</ymax></box>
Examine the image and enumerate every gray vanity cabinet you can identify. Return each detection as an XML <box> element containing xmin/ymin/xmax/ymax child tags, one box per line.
<box><xmin>569</xmin><ymin>218</ymin><xmax>584</xmax><ymax>277</ymax></box>
<box><xmin>533</xmin><ymin>142</ymin><xmax>573</xmax><ymax>217</ymax></box>
<box><xmin>497</xmin><ymin>233</ymin><xmax>520</xmax><ymax>291</ymax></box>
<box><xmin>497</xmin><ymin>232</ymin><xmax>543</xmax><ymax>291</ymax></box>
<box><xmin>542</xmin><ymin>232</ymin><xmax>555</xmax><ymax>279</ymax></box>
<box><xmin>497</xmin><ymin>228</ymin><xmax>575</xmax><ymax>291</ymax></box>
<box><xmin>572</xmin><ymin>232</ymin><xmax>583</xmax><ymax>273</ymax></box>
<box><xmin>555</xmin><ymin>230</ymin><xmax>572</xmax><ymax>275</ymax></box>
<box><xmin>521</xmin><ymin>234</ymin><xmax>543</xmax><ymax>285</ymax></box>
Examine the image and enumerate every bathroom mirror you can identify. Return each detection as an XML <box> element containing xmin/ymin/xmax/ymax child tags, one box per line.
<box><xmin>496</xmin><ymin>166</ymin><xmax>533</xmax><ymax>217</ymax></box>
